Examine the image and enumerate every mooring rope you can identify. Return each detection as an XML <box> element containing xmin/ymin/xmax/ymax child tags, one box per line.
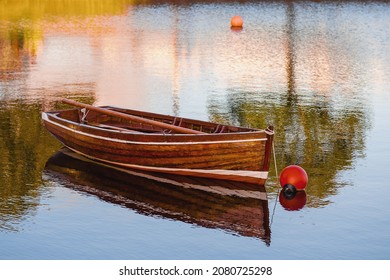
<box><xmin>272</xmin><ymin>140</ymin><xmax>279</xmax><ymax>179</ymax></box>
<box><xmin>270</xmin><ymin>135</ymin><xmax>279</xmax><ymax>226</ymax></box>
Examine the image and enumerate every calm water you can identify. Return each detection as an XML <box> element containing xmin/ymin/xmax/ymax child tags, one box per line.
<box><xmin>1</xmin><ymin>0</ymin><xmax>390</xmax><ymax>260</ymax></box>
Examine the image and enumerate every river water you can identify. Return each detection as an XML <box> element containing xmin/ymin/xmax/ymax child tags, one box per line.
<box><xmin>1</xmin><ymin>0</ymin><xmax>390</xmax><ymax>259</ymax></box>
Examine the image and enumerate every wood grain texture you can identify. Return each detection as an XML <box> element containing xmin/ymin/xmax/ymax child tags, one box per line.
<box><xmin>42</xmin><ymin>105</ymin><xmax>274</xmax><ymax>184</ymax></box>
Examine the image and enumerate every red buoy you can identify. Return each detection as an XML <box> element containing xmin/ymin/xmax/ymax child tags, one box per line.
<box><xmin>279</xmin><ymin>165</ymin><xmax>308</xmax><ymax>191</ymax></box>
<box><xmin>231</xmin><ymin>15</ymin><xmax>243</xmax><ymax>28</ymax></box>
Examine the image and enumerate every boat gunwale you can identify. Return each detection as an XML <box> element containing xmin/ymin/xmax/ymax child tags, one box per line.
<box><xmin>43</xmin><ymin>108</ymin><xmax>273</xmax><ymax>143</ymax></box>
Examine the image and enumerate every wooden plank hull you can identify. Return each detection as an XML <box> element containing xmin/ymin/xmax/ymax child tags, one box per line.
<box><xmin>44</xmin><ymin>148</ymin><xmax>271</xmax><ymax>243</ymax></box>
<box><xmin>42</xmin><ymin>106</ymin><xmax>274</xmax><ymax>184</ymax></box>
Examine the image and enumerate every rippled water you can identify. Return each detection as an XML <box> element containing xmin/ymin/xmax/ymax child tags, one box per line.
<box><xmin>1</xmin><ymin>0</ymin><xmax>390</xmax><ymax>259</ymax></box>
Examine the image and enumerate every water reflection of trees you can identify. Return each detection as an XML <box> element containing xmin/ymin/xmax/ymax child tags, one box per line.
<box><xmin>208</xmin><ymin>89</ymin><xmax>370</xmax><ymax>208</ymax></box>
<box><xmin>0</xmin><ymin>14</ymin><xmax>51</xmax><ymax>232</ymax></box>
<box><xmin>0</xmin><ymin>102</ymin><xmax>61</xmax><ymax>231</ymax></box>
<box><xmin>0</xmin><ymin>98</ymin><xmax>96</xmax><ymax>232</ymax></box>
<box><xmin>208</xmin><ymin>1</ymin><xmax>372</xmax><ymax>208</ymax></box>
<box><xmin>0</xmin><ymin>0</ymin><xmax>133</xmax><ymax>21</ymax></box>
<box><xmin>0</xmin><ymin>25</ymin><xmax>40</xmax><ymax>81</ymax></box>
<box><xmin>0</xmin><ymin>20</ymin><xmax>93</xmax><ymax>230</ymax></box>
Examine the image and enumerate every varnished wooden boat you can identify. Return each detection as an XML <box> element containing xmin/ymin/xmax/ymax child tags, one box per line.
<box><xmin>44</xmin><ymin>148</ymin><xmax>271</xmax><ymax>243</ymax></box>
<box><xmin>42</xmin><ymin>99</ymin><xmax>274</xmax><ymax>184</ymax></box>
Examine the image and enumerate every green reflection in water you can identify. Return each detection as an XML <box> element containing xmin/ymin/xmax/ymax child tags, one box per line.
<box><xmin>0</xmin><ymin>1</ymin><xmax>99</xmax><ymax>230</ymax></box>
<box><xmin>0</xmin><ymin>97</ymin><xmax>96</xmax><ymax>231</ymax></box>
<box><xmin>208</xmin><ymin>88</ymin><xmax>371</xmax><ymax>208</ymax></box>
<box><xmin>0</xmin><ymin>101</ymin><xmax>60</xmax><ymax>231</ymax></box>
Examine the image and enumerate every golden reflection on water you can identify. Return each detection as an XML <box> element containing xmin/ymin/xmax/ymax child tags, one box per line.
<box><xmin>1</xmin><ymin>0</ymin><xmax>387</xmax><ymax>229</ymax></box>
<box><xmin>0</xmin><ymin>0</ymin><xmax>135</xmax><ymax>21</ymax></box>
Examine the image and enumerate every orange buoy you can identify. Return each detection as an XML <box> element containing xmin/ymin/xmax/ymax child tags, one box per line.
<box><xmin>231</xmin><ymin>15</ymin><xmax>243</xmax><ymax>28</ymax></box>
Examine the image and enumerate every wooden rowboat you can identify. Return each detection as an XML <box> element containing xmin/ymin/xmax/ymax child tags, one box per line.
<box><xmin>44</xmin><ymin>148</ymin><xmax>271</xmax><ymax>243</ymax></box>
<box><xmin>42</xmin><ymin>99</ymin><xmax>274</xmax><ymax>184</ymax></box>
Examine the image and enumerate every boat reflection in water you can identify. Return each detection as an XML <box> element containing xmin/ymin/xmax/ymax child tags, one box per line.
<box><xmin>44</xmin><ymin>148</ymin><xmax>271</xmax><ymax>245</ymax></box>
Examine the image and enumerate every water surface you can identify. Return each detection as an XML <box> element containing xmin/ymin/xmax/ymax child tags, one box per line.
<box><xmin>1</xmin><ymin>0</ymin><xmax>390</xmax><ymax>259</ymax></box>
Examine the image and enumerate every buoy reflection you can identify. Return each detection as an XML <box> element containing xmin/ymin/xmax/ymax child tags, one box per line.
<box><xmin>279</xmin><ymin>188</ymin><xmax>307</xmax><ymax>211</ymax></box>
